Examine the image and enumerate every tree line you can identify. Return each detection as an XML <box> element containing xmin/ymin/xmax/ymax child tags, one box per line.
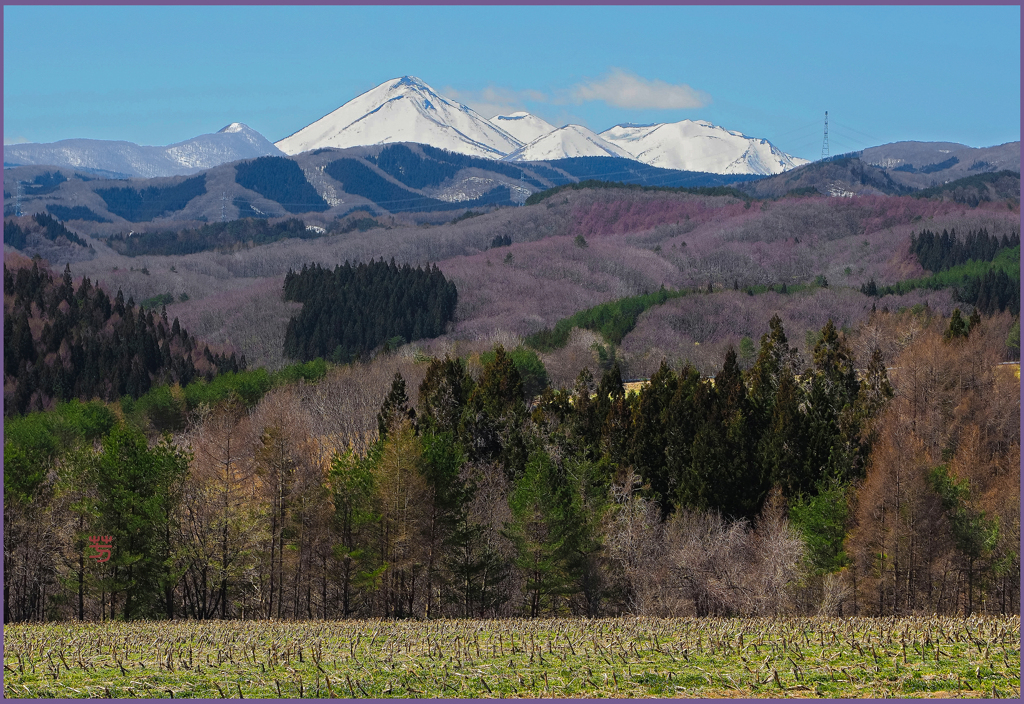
<box><xmin>524</xmin><ymin>178</ymin><xmax>750</xmax><ymax>206</ymax></box>
<box><xmin>911</xmin><ymin>227</ymin><xmax>1019</xmax><ymax>273</ymax></box>
<box><xmin>954</xmin><ymin>267</ymin><xmax>1020</xmax><ymax>316</ymax></box>
<box><xmin>3</xmin><ymin>258</ymin><xmax>240</xmax><ymax>415</ymax></box>
<box><xmin>366</xmin><ymin>144</ymin><xmax>471</xmax><ymax>190</ymax></box>
<box><xmin>542</xmin><ymin>158</ymin><xmax>760</xmax><ymax>191</ymax></box>
<box><xmin>18</xmin><ymin>171</ymin><xmax>69</xmax><ymax>196</ymax></box>
<box><xmin>106</xmin><ymin>217</ymin><xmax>315</xmax><ymax>257</ymax></box>
<box><xmin>46</xmin><ymin>205</ymin><xmax>110</xmax><ymax>223</ymax></box>
<box><xmin>282</xmin><ymin>259</ymin><xmax>458</xmax><ymax>363</ymax></box>
<box><xmin>417</xmin><ymin>144</ymin><xmax>548</xmax><ymax>189</ymax></box>
<box><xmin>2</xmin><ymin>309</ymin><xmax>1017</xmax><ymax>622</ymax></box>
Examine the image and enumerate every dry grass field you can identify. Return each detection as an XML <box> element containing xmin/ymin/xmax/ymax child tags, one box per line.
<box><xmin>3</xmin><ymin>616</ymin><xmax>1019</xmax><ymax>698</ymax></box>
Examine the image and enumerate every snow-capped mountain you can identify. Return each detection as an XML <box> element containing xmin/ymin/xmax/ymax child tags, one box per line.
<box><xmin>601</xmin><ymin>120</ymin><xmax>808</xmax><ymax>175</ymax></box>
<box><xmin>504</xmin><ymin>124</ymin><xmax>636</xmax><ymax>162</ymax></box>
<box><xmin>275</xmin><ymin>76</ymin><xmax>524</xmax><ymax>159</ymax></box>
<box><xmin>488</xmin><ymin>112</ymin><xmax>557</xmax><ymax>145</ymax></box>
<box><xmin>3</xmin><ymin>123</ymin><xmax>283</xmax><ymax>178</ymax></box>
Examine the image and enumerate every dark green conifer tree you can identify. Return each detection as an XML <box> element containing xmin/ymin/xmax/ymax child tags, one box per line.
<box><xmin>627</xmin><ymin>361</ymin><xmax>677</xmax><ymax>509</ymax></box>
<box><xmin>417</xmin><ymin>355</ymin><xmax>475</xmax><ymax>436</ymax></box>
<box><xmin>461</xmin><ymin>346</ymin><xmax>527</xmax><ymax>475</ymax></box>
<box><xmin>87</xmin><ymin>426</ymin><xmax>191</xmax><ymax>619</ymax></box>
<box><xmin>802</xmin><ymin>320</ymin><xmax>862</xmax><ymax>486</ymax></box>
<box><xmin>664</xmin><ymin>363</ymin><xmax>704</xmax><ymax>513</ymax></box>
<box><xmin>945</xmin><ymin>308</ymin><xmax>970</xmax><ymax>341</ymax></box>
<box><xmin>377</xmin><ymin>372</ymin><xmax>416</xmax><ymax>441</ymax></box>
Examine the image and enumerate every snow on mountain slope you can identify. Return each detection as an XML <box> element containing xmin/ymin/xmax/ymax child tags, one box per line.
<box><xmin>3</xmin><ymin>123</ymin><xmax>283</xmax><ymax>178</ymax></box>
<box><xmin>165</xmin><ymin>123</ymin><xmax>284</xmax><ymax>170</ymax></box>
<box><xmin>601</xmin><ymin>120</ymin><xmax>807</xmax><ymax>175</ymax></box>
<box><xmin>504</xmin><ymin>124</ymin><xmax>636</xmax><ymax>162</ymax></box>
<box><xmin>488</xmin><ymin>112</ymin><xmax>557</xmax><ymax>145</ymax></box>
<box><xmin>275</xmin><ymin>76</ymin><xmax>523</xmax><ymax>159</ymax></box>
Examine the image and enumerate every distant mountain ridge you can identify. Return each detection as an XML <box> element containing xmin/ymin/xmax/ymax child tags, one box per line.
<box><xmin>601</xmin><ymin>120</ymin><xmax>809</xmax><ymax>175</ymax></box>
<box><xmin>6</xmin><ymin>76</ymin><xmax>809</xmax><ymax>179</ymax></box>
<box><xmin>857</xmin><ymin>141</ymin><xmax>1020</xmax><ymax>188</ymax></box>
<box><xmin>3</xmin><ymin>143</ymin><xmax>761</xmax><ymax>227</ymax></box>
<box><xmin>736</xmin><ymin>149</ymin><xmax>1021</xmax><ymax>200</ymax></box>
<box><xmin>3</xmin><ymin>123</ymin><xmax>283</xmax><ymax>179</ymax></box>
<box><xmin>6</xmin><ymin>76</ymin><xmax>1017</xmax><ymax>193</ymax></box>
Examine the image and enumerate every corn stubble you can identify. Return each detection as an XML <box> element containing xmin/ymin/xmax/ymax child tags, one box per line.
<box><xmin>3</xmin><ymin>615</ymin><xmax>1019</xmax><ymax>698</ymax></box>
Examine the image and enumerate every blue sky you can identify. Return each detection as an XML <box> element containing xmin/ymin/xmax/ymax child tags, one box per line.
<box><xmin>3</xmin><ymin>5</ymin><xmax>1020</xmax><ymax>161</ymax></box>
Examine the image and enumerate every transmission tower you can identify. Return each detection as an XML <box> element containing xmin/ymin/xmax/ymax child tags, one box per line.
<box><xmin>221</xmin><ymin>193</ymin><xmax>226</xmax><ymax>222</ymax></box>
<box><xmin>821</xmin><ymin>111</ymin><xmax>830</xmax><ymax>161</ymax></box>
<box><xmin>15</xmin><ymin>181</ymin><xmax>24</xmax><ymax>217</ymax></box>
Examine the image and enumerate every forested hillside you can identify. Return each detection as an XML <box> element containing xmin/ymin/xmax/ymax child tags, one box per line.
<box><xmin>235</xmin><ymin>156</ymin><xmax>329</xmax><ymax>213</ymax></box>
<box><xmin>910</xmin><ymin>170</ymin><xmax>1021</xmax><ymax>205</ymax></box>
<box><xmin>95</xmin><ymin>175</ymin><xmax>207</xmax><ymax>222</ymax></box>
<box><xmin>863</xmin><ymin>229</ymin><xmax>1021</xmax><ymax>316</ymax></box>
<box><xmin>3</xmin><ymin>254</ymin><xmax>240</xmax><ymax>415</ymax></box>
<box><xmin>324</xmin><ymin>158</ymin><xmax>515</xmax><ymax>213</ymax></box>
<box><xmin>106</xmin><ymin>217</ymin><xmax>314</xmax><ymax>257</ymax></box>
<box><xmin>3</xmin><ymin>213</ymin><xmax>90</xmax><ymax>251</ymax></box>
<box><xmin>367</xmin><ymin>144</ymin><xmax>547</xmax><ymax>190</ymax></box>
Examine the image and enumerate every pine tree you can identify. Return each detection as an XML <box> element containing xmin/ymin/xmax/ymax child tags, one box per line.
<box><xmin>505</xmin><ymin>450</ymin><xmax>589</xmax><ymax>616</ymax></box>
<box><xmin>803</xmin><ymin>320</ymin><xmax>862</xmax><ymax>486</ymax></box>
<box><xmin>627</xmin><ymin>361</ymin><xmax>677</xmax><ymax>510</ymax></box>
<box><xmin>377</xmin><ymin>372</ymin><xmax>416</xmax><ymax>442</ymax></box>
<box><xmin>88</xmin><ymin>426</ymin><xmax>191</xmax><ymax>619</ymax></box>
<box><xmin>329</xmin><ymin>447</ymin><xmax>379</xmax><ymax>617</ymax></box>
<box><xmin>461</xmin><ymin>346</ymin><xmax>527</xmax><ymax>474</ymax></box>
<box><xmin>417</xmin><ymin>355</ymin><xmax>474</xmax><ymax>436</ymax></box>
<box><xmin>760</xmin><ymin>371</ymin><xmax>809</xmax><ymax>498</ymax></box>
<box><xmin>664</xmin><ymin>363</ymin><xmax>704</xmax><ymax>513</ymax></box>
<box><xmin>944</xmin><ymin>308</ymin><xmax>970</xmax><ymax>341</ymax></box>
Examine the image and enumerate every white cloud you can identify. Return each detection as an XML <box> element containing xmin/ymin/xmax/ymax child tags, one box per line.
<box><xmin>442</xmin><ymin>85</ymin><xmax>547</xmax><ymax>118</ymax></box>
<box><xmin>569</xmin><ymin>69</ymin><xmax>710</xmax><ymax>110</ymax></box>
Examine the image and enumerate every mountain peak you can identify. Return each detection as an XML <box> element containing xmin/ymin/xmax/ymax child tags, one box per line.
<box><xmin>391</xmin><ymin>75</ymin><xmax>429</xmax><ymax>89</ymax></box>
<box><xmin>275</xmin><ymin>77</ymin><xmax>523</xmax><ymax>159</ymax></box>
<box><xmin>218</xmin><ymin>122</ymin><xmax>250</xmax><ymax>134</ymax></box>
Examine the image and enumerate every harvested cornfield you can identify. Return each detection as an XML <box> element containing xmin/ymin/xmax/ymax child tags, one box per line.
<box><xmin>3</xmin><ymin>616</ymin><xmax>1019</xmax><ymax>698</ymax></box>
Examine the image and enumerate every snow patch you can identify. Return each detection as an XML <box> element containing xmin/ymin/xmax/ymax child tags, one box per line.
<box><xmin>505</xmin><ymin>124</ymin><xmax>636</xmax><ymax>162</ymax></box>
<box><xmin>489</xmin><ymin>112</ymin><xmax>558</xmax><ymax>145</ymax></box>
